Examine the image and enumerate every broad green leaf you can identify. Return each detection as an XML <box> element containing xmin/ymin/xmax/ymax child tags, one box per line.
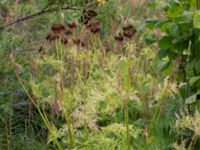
<box><xmin>167</xmin><ymin>2</ymin><xmax>183</xmax><ymax>18</ymax></box>
<box><xmin>193</xmin><ymin>10</ymin><xmax>200</xmax><ymax>29</ymax></box>
<box><xmin>186</xmin><ymin>91</ymin><xmax>200</xmax><ymax>104</ymax></box>
<box><xmin>158</xmin><ymin>49</ymin><xmax>169</xmax><ymax>59</ymax></box>
<box><xmin>157</xmin><ymin>61</ymin><xmax>170</xmax><ymax>72</ymax></box>
<box><xmin>158</xmin><ymin>36</ymin><xmax>174</xmax><ymax>49</ymax></box>
<box><xmin>145</xmin><ymin>19</ymin><xmax>160</xmax><ymax>29</ymax></box>
<box><xmin>190</xmin><ymin>76</ymin><xmax>200</xmax><ymax>87</ymax></box>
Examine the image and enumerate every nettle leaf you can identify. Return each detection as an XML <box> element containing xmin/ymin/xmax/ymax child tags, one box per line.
<box><xmin>167</xmin><ymin>2</ymin><xmax>183</xmax><ymax>18</ymax></box>
<box><xmin>174</xmin><ymin>40</ymin><xmax>190</xmax><ymax>52</ymax></box>
<box><xmin>193</xmin><ymin>10</ymin><xmax>200</xmax><ymax>29</ymax></box>
<box><xmin>144</xmin><ymin>33</ymin><xmax>158</xmax><ymax>45</ymax></box>
<box><xmin>190</xmin><ymin>76</ymin><xmax>200</xmax><ymax>87</ymax></box>
<box><xmin>157</xmin><ymin>60</ymin><xmax>170</xmax><ymax>72</ymax></box>
<box><xmin>158</xmin><ymin>48</ymin><xmax>169</xmax><ymax>59</ymax></box>
<box><xmin>186</xmin><ymin>91</ymin><xmax>200</xmax><ymax>104</ymax></box>
<box><xmin>156</xmin><ymin>20</ymin><xmax>172</xmax><ymax>32</ymax></box>
<box><xmin>158</xmin><ymin>36</ymin><xmax>174</xmax><ymax>49</ymax></box>
<box><xmin>145</xmin><ymin>19</ymin><xmax>160</xmax><ymax>29</ymax></box>
<box><xmin>174</xmin><ymin>11</ymin><xmax>192</xmax><ymax>24</ymax></box>
<box><xmin>167</xmin><ymin>23</ymin><xmax>180</xmax><ymax>37</ymax></box>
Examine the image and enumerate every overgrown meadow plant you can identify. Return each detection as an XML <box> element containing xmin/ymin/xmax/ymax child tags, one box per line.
<box><xmin>10</xmin><ymin>33</ymin><xmax>180</xmax><ymax>149</ymax></box>
<box><xmin>4</xmin><ymin>0</ymin><xmax>187</xmax><ymax>149</ymax></box>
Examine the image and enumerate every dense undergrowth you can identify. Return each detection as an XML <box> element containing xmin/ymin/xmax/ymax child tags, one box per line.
<box><xmin>1</xmin><ymin>0</ymin><xmax>200</xmax><ymax>150</ymax></box>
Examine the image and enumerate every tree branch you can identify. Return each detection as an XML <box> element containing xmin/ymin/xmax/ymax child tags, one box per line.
<box><xmin>0</xmin><ymin>6</ymin><xmax>80</xmax><ymax>30</ymax></box>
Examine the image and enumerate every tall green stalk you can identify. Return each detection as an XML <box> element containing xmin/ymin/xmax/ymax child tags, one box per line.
<box><xmin>11</xmin><ymin>55</ymin><xmax>62</xmax><ymax>150</ymax></box>
<box><xmin>57</xmin><ymin>42</ymin><xmax>75</xmax><ymax>147</ymax></box>
<box><xmin>125</xmin><ymin>43</ymin><xmax>133</xmax><ymax>150</ymax></box>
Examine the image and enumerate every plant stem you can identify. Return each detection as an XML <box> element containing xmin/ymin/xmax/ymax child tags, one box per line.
<box><xmin>188</xmin><ymin>133</ymin><xmax>196</xmax><ymax>150</ymax></box>
<box><xmin>125</xmin><ymin>43</ymin><xmax>132</xmax><ymax>150</ymax></box>
<box><xmin>12</xmin><ymin>62</ymin><xmax>62</xmax><ymax>150</ymax></box>
<box><xmin>197</xmin><ymin>0</ymin><xmax>200</xmax><ymax>9</ymax></box>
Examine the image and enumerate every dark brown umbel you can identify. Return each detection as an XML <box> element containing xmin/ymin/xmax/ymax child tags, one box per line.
<box><xmin>46</xmin><ymin>33</ymin><xmax>60</xmax><ymax>41</ymax></box>
<box><xmin>87</xmin><ymin>20</ymin><xmax>101</xmax><ymax>33</ymax></box>
<box><xmin>67</xmin><ymin>22</ymin><xmax>77</xmax><ymax>29</ymax></box>
<box><xmin>64</xmin><ymin>29</ymin><xmax>73</xmax><ymax>35</ymax></box>
<box><xmin>46</xmin><ymin>33</ymin><xmax>54</xmax><ymax>41</ymax></box>
<box><xmin>73</xmin><ymin>39</ymin><xmax>86</xmax><ymax>47</ymax></box>
<box><xmin>83</xmin><ymin>9</ymin><xmax>97</xmax><ymax>18</ymax></box>
<box><xmin>51</xmin><ymin>24</ymin><xmax>65</xmax><ymax>33</ymax></box>
<box><xmin>61</xmin><ymin>37</ymin><xmax>68</xmax><ymax>45</ymax></box>
<box><xmin>114</xmin><ymin>33</ymin><xmax>124</xmax><ymax>42</ymax></box>
<box><xmin>123</xmin><ymin>25</ymin><xmax>136</xmax><ymax>38</ymax></box>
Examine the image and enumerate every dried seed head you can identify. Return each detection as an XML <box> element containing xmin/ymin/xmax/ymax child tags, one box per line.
<box><xmin>46</xmin><ymin>33</ymin><xmax>53</xmax><ymax>41</ymax></box>
<box><xmin>38</xmin><ymin>46</ymin><xmax>43</xmax><ymax>53</ymax></box>
<box><xmin>73</xmin><ymin>39</ymin><xmax>81</xmax><ymax>45</ymax></box>
<box><xmin>81</xmin><ymin>41</ymin><xmax>86</xmax><ymax>47</ymax></box>
<box><xmin>80</xmin><ymin>9</ymin><xmax>97</xmax><ymax>25</ymax></box>
<box><xmin>80</xmin><ymin>15</ymin><xmax>90</xmax><ymax>25</ymax></box>
<box><xmin>46</xmin><ymin>33</ymin><xmax>60</xmax><ymax>41</ymax></box>
<box><xmin>87</xmin><ymin>20</ymin><xmax>101</xmax><ymax>33</ymax></box>
<box><xmin>67</xmin><ymin>22</ymin><xmax>77</xmax><ymax>29</ymax></box>
<box><xmin>73</xmin><ymin>39</ymin><xmax>86</xmax><ymax>47</ymax></box>
<box><xmin>51</xmin><ymin>24</ymin><xmax>65</xmax><ymax>33</ymax></box>
<box><xmin>52</xmin><ymin>35</ymin><xmax>60</xmax><ymax>41</ymax></box>
<box><xmin>83</xmin><ymin>9</ymin><xmax>97</xmax><ymax>19</ymax></box>
<box><xmin>123</xmin><ymin>25</ymin><xmax>136</xmax><ymax>38</ymax></box>
<box><xmin>64</xmin><ymin>29</ymin><xmax>73</xmax><ymax>35</ymax></box>
<box><xmin>114</xmin><ymin>33</ymin><xmax>124</xmax><ymax>42</ymax></box>
<box><xmin>61</xmin><ymin>37</ymin><xmax>68</xmax><ymax>45</ymax></box>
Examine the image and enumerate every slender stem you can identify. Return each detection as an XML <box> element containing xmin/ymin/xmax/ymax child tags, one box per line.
<box><xmin>11</xmin><ymin>62</ymin><xmax>62</xmax><ymax>150</ymax></box>
<box><xmin>5</xmin><ymin>118</ymin><xmax>10</xmax><ymax>150</ymax></box>
<box><xmin>186</xmin><ymin>41</ymin><xmax>191</xmax><ymax>113</ymax></box>
<box><xmin>125</xmin><ymin>43</ymin><xmax>132</xmax><ymax>150</ymax></box>
<box><xmin>188</xmin><ymin>133</ymin><xmax>196</xmax><ymax>150</ymax></box>
<box><xmin>197</xmin><ymin>0</ymin><xmax>200</xmax><ymax>9</ymax></box>
<box><xmin>57</xmin><ymin>42</ymin><xmax>75</xmax><ymax>147</ymax></box>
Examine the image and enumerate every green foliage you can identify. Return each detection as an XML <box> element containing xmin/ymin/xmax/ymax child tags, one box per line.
<box><xmin>1</xmin><ymin>0</ymin><xmax>198</xmax><ymax>149</ymax></box>
<box><xmin>145</xmin><ymin>0</ymin><xmax>200</xmax><ymax>108</ymax></box>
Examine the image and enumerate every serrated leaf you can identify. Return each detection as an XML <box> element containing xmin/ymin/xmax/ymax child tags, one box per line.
<box><xmin>157</xmin><ymin>61</ymin><xmax>170</xmax><ymax>72</ymax></box>
<box><xmin>158</xmin><ymin>48</ymin><xmax>169</xmax><ymax>59</ymax></box>
<box><xmin>185</xmin><ymin>91</ymin><xmax>200</xmax><ymax>104</ymax></box>
<box><xmin>189</xmin><ymin>76</ymin><xmax>200</xmax><ymax>86</ymax></box>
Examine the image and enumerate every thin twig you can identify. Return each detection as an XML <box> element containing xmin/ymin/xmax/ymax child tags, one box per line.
<box><xmin>0</xmin><ymin>6</ymin><xmax>80</xmax><ymax>30</ymax></box>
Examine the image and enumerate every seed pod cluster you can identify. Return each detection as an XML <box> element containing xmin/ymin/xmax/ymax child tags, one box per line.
<box><xmin>46</xmin><ymin>23</ymin><xmax>75</xmax><ymax>45</ymax></box>
<box><xmin>67</xmin><ymin>22</ymin><xmax>77</xmax><ymax>29</ymax></box>
<box><xmin>114</xmin><ymin>33</ymin><xmax>124</xmax><ymax>42</ymax></box>
<box><xmin>61</xmin><ymin>37</ymin><xmax>68</xmax><ymax>45</ymax></box>
<box><xmin>46</xmin><ymin>33</ymin><xmax>60</xmax><ymax>41</ymax></box>
<box><xmin>45</xmin><ymin>22</ymin><xmax>88</xmax><ymax>49</ymax></box>
<box><xmin>114</xmin><ymin>25</ymin><xmax>136</xmax><ymax>42</ymax></box>
<box><xmin>51</xmin><ymin>24</ymin><xmax>65</xmax><ymax>34</ymax></box>
<box><xmin>73</xmin><ymin>39</ymin><xmax>86</xmax><ymax>47</ymax></box>
<box><xmin>64</xmin><ymin>29</ymin><xmax>73</xmax><ymax>36</ymax></box>
<box><xmin>80</xmin><ymin>9</ymin><xmax>97</xmax><ymax>25</ymax></box>
<box><xmin>122</xmin><ymin>25</ymin><xmax>136</xmax><ymax>39</ymax></box>
<box><xmin>86</xmin><ymin>20</ymin><xmax>101</xmax><ymax>33</ymax></box>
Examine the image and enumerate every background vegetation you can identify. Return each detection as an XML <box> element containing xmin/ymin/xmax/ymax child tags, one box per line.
<box><xmin>0</xmin><ymin>0</ymin><xmax>200</xmax><ymax>149</ymax></box>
